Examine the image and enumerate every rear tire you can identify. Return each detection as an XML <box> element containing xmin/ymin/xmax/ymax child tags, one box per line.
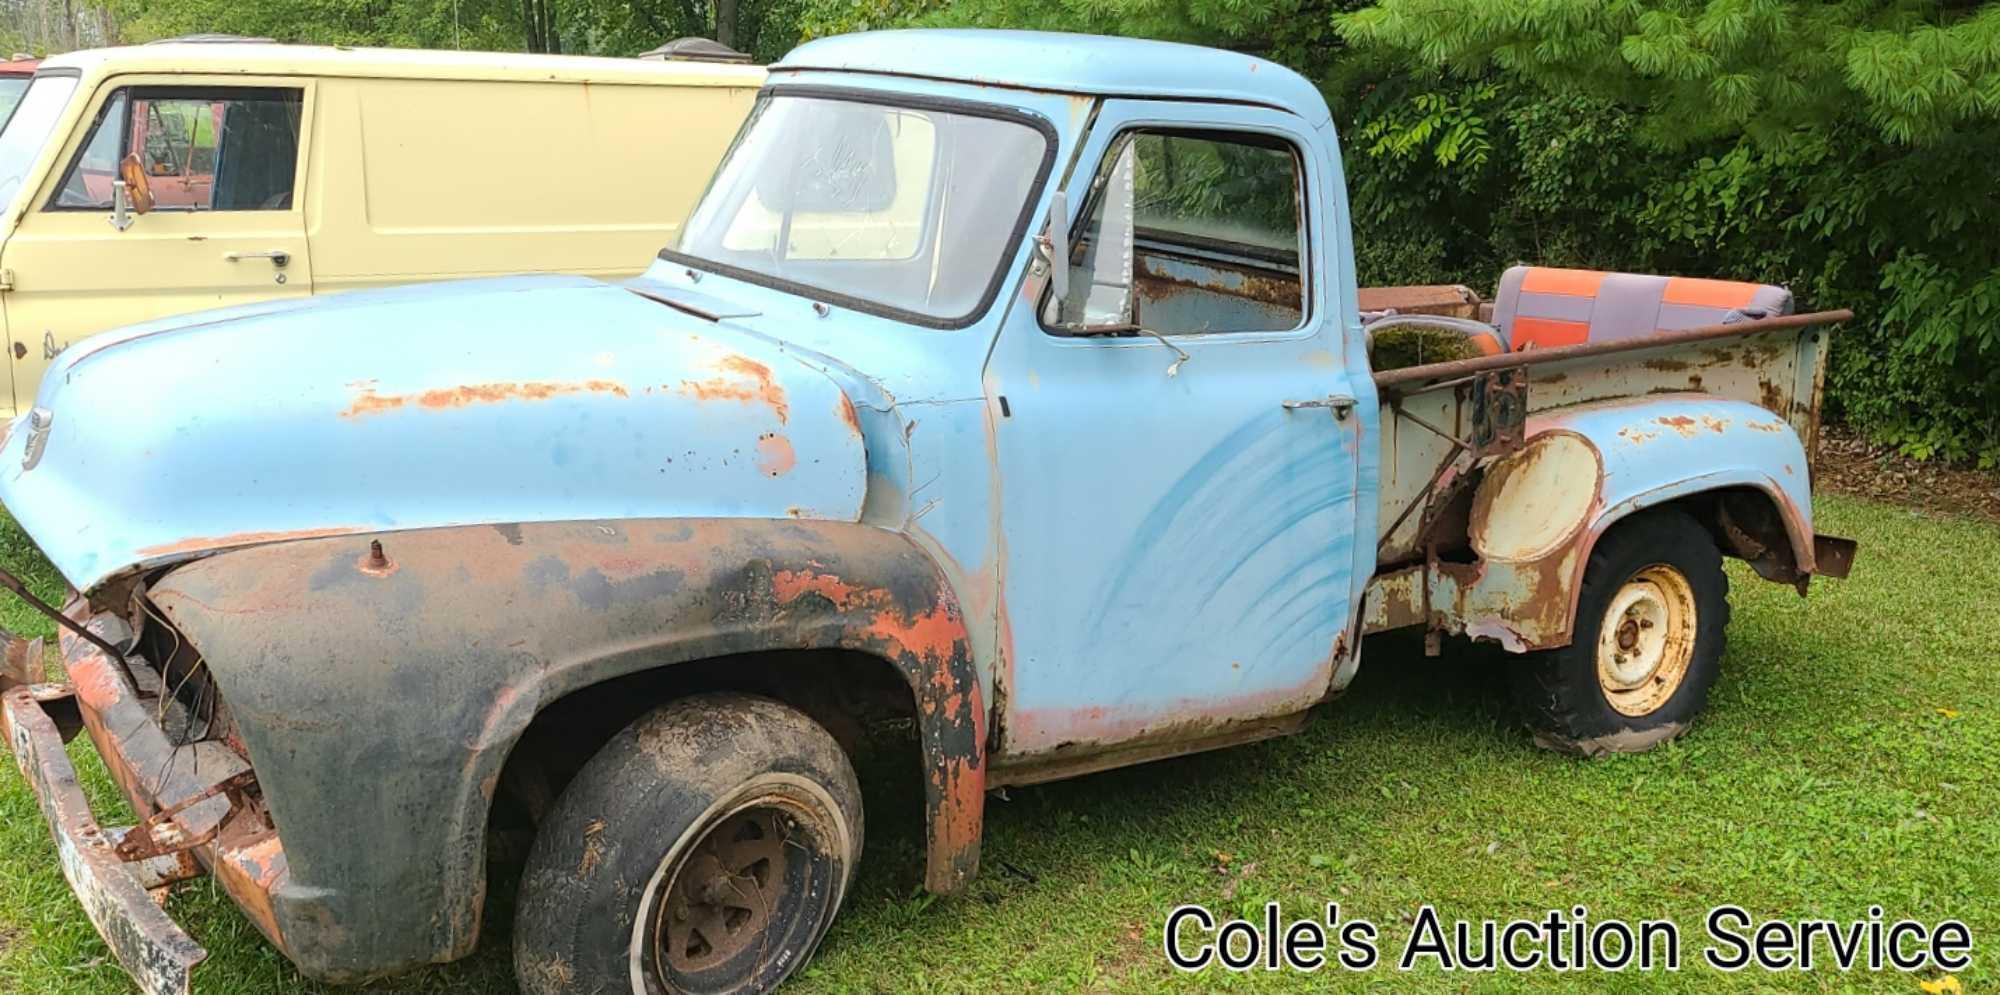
<box><xmin>514</xmin><ymin>692</ymin><xmax>863</xmax><ymax>995</ymax></box>
<box><xmin>1511</xmin><ymin>509</ymin><xmax>1730</xmax><ymax>756</ymax></box>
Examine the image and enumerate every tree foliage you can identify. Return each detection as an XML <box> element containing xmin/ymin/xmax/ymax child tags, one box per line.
<box><xmin>101</xmin><ymin>0</ymin><xmax>806</xmax><ymax>60</ymax></box>
<box><xmin>1333</xmin><ymin>0</ymin><xmax>2000</xmax><ymax>464</ymax></box>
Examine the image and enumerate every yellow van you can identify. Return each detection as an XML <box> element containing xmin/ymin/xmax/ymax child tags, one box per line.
<box><xmin>0</xmin><ymin>42</ymin><xmax>763</xmax><ymax>414</ymax></box>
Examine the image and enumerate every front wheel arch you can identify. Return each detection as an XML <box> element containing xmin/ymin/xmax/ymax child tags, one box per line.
<box><xmin>146</xmin><ymin>517</ymin><xmax>988</xmax><ymax>975</ymax></box>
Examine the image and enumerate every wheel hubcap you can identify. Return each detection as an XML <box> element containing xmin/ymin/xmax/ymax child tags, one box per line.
<box><xmin>657</xmin><ymin>807</ymin><xmax>792</xmax><ymax>974</ymax></box>
<box><xmin>1595</xmin><ymin>564</ymin><xmax>1697</xmax><ymax>716</ymax></box>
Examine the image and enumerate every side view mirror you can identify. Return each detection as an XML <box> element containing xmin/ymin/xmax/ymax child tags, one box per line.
<box><xmin>1042</xmin><ymin>191</ymin><xmax>1070</xmax><ymax>303</ymax></box>
<box><xmin>1045</xmin><ymin>140</ymin><xmax>1138</xmax><ymax>332</ymax></box>
<box><xmin>1042</xmin><ymin>143</ymin><xmax>1189</xmax><ymax>377</ymax></box>
<box><xmin>110</xmin><ymin>152</ymin><xmax>153</xmax><ymax>230</ymax></box>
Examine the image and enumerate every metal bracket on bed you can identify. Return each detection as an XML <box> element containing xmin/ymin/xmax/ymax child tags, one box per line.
<box><xmin>1376</xmin><ymin>367</ymin><xmax>1530</xmax><ymax>656</ymax></box>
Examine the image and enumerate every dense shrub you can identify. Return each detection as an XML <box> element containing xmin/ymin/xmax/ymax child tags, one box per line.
<box><xmin>1335</xmin><ymin>1</ymin><xmax>2000</xmax><ymax>464</ymax></box>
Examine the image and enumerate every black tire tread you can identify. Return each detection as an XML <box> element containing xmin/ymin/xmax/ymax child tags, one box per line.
<box><xmin>1511</xmin><ymin>509</ymin><xmax>1730</xmax><ymax>756</ymax></box>
<box><xmin>513</xmin><ymin>692</ymin><xmax>861</xmax><ymax>995</ymax></box>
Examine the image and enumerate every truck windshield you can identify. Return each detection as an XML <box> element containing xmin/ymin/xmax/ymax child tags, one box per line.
<box><xmin>670</xmin><ymin>92</ymin><xmax>1050</xmax><ymax>325</ymax></box>
<box><xmin>0</xmin><ymin>75</ymin><xmax>78</xmax><ymax>214</ymax></box>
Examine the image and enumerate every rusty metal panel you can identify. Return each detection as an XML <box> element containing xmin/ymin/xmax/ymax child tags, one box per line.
<box><xmin>1357</xmin><ymin>284</ymin><xmax>1482</xmax><ymax>318</ymax></box>
<box><xmin>1369</xmin><ymin>395</ymin><xmax>1822</xmax><ymax>650</ymax></box>
<box><xmin>1813</xmin><ymin>534</ymin><xmax>1859</xmax><ymax>579</ymax></box>
<box><xmin>139</xmin><ymin>517</ymin><xmax>984</xmax><ymax>979</ymax></box>
<box><xmin>3</xmin><ymin>686</ymin><xmax>208</xmax><ymax>995</ymax></box>
<box><xmin>0</xmin><ymin>275</ymin><xmax>869</xmax><ymax>595</ymax></box>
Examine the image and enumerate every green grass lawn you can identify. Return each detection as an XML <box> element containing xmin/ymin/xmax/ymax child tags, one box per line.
<box><xmin>1</xmin><ymin>494</ymin><xmax>1994</xmax><ymax>993</ymax></box>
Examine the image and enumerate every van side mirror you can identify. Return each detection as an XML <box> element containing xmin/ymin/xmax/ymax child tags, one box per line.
<box><xmin>110</xmin><ymin>152</ymin><xmax>153</xmax><ymax>230</ymax></box>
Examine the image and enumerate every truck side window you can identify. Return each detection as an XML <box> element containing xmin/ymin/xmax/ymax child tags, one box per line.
<box><xmin>50</xmin><ymin>86</ymin><xmax>303</xmax><ymax>212</ymax></box>
<box><xmin>1054</xmin><ymin>129</ymin><xmax>1307</xmax><ymax>335</ymax></box>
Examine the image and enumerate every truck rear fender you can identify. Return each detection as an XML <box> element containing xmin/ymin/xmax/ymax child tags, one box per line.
<box><xmin>144</xmin><ymin>518</ymin><xmax>983</xmax><ymax>978</ymax></box>
<box><xmin>1531</xmin><ymin>394</ymin><xmax>1818</xmax><ymax>586</ymax></box>
<box><xmin>1373</xmin><ymin>395</ymin><xmax>1824</xmax><ymax>651</ymax></box>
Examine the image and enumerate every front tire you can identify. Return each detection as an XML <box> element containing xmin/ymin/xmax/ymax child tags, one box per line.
<box><xmin>1511</xmin><ymin>509</ymin><xmax>1730</xmax><ymax>756</ymax></box>
<box><xmin>515</xmin><ymin>693</ymin><xmax>863</xmax><ymax>995</ymax></box>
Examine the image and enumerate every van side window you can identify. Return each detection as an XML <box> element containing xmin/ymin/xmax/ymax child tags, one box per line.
<box><xmin>1048</xmin><ymin>129</ymin><xmax>1307</xmax><ymax>336</ymax></box>
<box><xmin>51</xmin><ymin>86</ymin><xmax>303</xmax><ymax>212</ymax></box>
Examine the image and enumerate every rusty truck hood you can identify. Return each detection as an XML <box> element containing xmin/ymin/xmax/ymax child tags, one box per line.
<box><xmin>0</xmin><ymin>274</ymin><xmax>868</xmax><ymax>593</ymax></box>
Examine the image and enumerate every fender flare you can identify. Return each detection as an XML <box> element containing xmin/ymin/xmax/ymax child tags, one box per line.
<box><xmin>147</xmin><ymin>518</ymin><xmax>984</xmax><ymax>978</ymax></box>
<box><xmin>1559</xmin><ymin>395</ymin><xmax>1818</xmax><ymax>583</ymax></box>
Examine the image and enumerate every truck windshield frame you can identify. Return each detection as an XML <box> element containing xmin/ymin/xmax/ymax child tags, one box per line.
<box><xmin>0</xmin><ymin>71</ymin><xmax>80</xmax><ymax>216</ymax></box>
<box><xmin>661</xmin><ymin>86</ymin><xmax>1059</xmax><ymax>330</ymax></box>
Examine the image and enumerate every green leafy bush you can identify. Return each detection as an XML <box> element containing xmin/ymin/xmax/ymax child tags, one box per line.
<box><xmin>1335</xmin><ymin>0</ymin><xmax>2000</xmax><ymax>466</ymax></box>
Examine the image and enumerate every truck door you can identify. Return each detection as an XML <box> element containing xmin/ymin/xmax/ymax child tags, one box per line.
<box><xmin>1</xmin><ymin>78</ymin><xmax>312</xmax><ymax>408</ymax></box>
<box><xmin>985</xmin><ymin>100</ymin><xmax>1368</xmax><ymax>759</ymax></box>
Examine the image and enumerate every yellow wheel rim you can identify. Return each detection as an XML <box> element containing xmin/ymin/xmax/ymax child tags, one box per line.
<box><xmin>1595</xmin><ymin>564</ymin><xmax>1697</xmax><ymax>717</ymax></box>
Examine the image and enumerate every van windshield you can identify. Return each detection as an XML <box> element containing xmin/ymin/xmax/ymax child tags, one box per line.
<box><xmin>669</xmin><ymin>93</ymin><xmax>1051</xmax><ymax>326</ymax></box>
<box><xmin>0</xmin><ymin>75</ymin><xmax>78</xmax><ymax>214</ymax></box>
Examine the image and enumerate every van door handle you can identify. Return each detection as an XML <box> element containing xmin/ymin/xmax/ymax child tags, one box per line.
<box><xmin>223</xmin><ymin>250</ymin><xmax>291</xmax><ymax>268</ymax></box>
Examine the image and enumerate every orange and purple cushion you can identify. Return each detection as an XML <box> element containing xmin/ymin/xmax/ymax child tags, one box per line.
<box><xmin>1491</xmin><ymin>266</ymin><xmax>1794</xmax><ymax>352</ymax></box>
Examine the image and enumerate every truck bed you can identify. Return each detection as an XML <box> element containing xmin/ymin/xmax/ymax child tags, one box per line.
<box><xmin>1374</xmin><ymin>314</ymin><xmax>1834</xmax><ymax>566</ymax></box>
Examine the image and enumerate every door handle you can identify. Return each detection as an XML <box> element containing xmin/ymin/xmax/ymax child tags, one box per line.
<box><xmin>223</xmin><ymin>250</ymin><xmax>291</xmax><ymax>268</ymax></box>
<box><xmin>1283</xmin><ymin>393</ymin><xmax>1357</xmax><ymax>420</ymax></box>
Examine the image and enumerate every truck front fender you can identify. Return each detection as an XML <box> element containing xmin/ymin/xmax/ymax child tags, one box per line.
<box><xmin>1369</xmin><ymin>395</ymin><xmax>1821</xmax><ymax>651</ymax></box>
<box><xmin>146</xmin><ymin>518</ymin><xmax>983</xmax><ymax>981</ymax></box>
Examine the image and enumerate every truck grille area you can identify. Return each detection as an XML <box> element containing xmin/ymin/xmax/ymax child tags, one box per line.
<box><xmin>133</xmin><ymin>596</ymin><xmax>249</xmax><ymax>761</ymax></box>
<box><xmin>60</xmin><ymin>598</ymin><xmax>293</xmax><ymax>947</ymax></box>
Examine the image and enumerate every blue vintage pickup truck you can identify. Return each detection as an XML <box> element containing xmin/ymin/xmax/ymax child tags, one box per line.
<box><xmin>0</xmin><ymin>29</ymin><xmax>1854</xmax><ymax>995</ymax></box>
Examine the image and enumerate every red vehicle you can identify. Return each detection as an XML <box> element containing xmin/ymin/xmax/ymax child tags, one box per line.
<box><xmin>0</xmin><ymin>58</ymin><xmax>41</xmax><ymax>125</ymax></box>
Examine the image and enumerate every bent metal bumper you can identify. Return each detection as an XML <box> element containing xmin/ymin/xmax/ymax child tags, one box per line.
<box><xmin>1</xmin><ymin>608</ymin><xmax>291</xmax><ymax>995</ymax></box>
<box><xmin>1</xmin><ymin>683</ymin><xmax>206</xmax><ymax>995</ymax></box>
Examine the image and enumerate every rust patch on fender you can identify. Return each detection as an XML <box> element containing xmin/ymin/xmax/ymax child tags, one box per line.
<box><xmin>865</xmin><ymin>602</ymin><xmax>963</xmax><ymax>669</ymax></box>
<box><xmin>138</xmin><ymin>526</ymin><xmax>367</xmax><ymax>557</ymax></box>
<box><xmin>678</xmin><ymin>355</ymin><xmax>789</xmax><ymax>423</ymax></box>
<box><xmin>770</xmin><ymin>568</ymin><xmax>870</xmax><ymax>609</ymax></box>
<box><xmin>755</xmin><ymin>433</ymin><xmax>796</xmax><ymax>477</ymax></box>
<box><xmin>1655</xmin><ymin>415</ymin><xmax>1699</xmax><ymax>438</ymax></box>
<box><xmin>342</xmin><ymin>380</ymin><xmax>628</xmax><ymax>418</ymax></box>
<box><xmin>837</xmin><ymin>394</ymin><xmax>861</xmax><ymax>436</ymax></box>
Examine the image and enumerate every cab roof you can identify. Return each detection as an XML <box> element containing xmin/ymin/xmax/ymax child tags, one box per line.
<box><xmin>775</xmin><ymin>29</ymin><xmax>1329</xmax><ymax>124</ymax></box>
<box><xmin>37</xmin><ymin>43</ymin><xmax>766</xmax><ymax>87</ymax></box>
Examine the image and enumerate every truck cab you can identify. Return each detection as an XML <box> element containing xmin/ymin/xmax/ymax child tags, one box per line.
<box><xmin>0</xmin><ymin>30</ymin><xmax>1851</xmax><ymax>995</ymax></box>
